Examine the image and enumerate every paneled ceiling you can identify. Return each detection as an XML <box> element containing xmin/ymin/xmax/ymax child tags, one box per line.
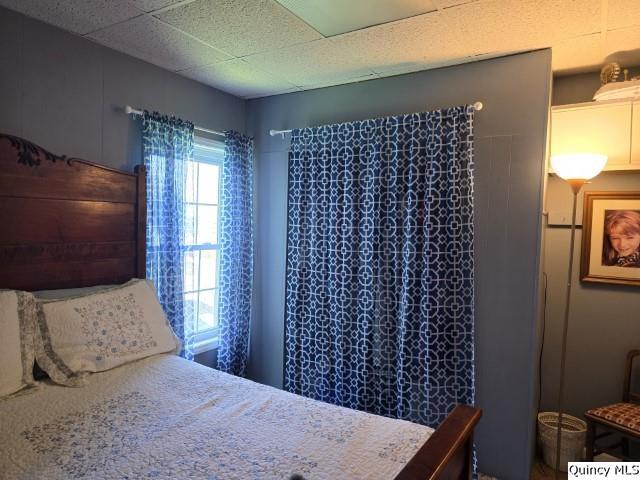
<box><xmin>2</xmin><ymin>0</ymin><xmax>640</xmax><ymax>99</ymax></box>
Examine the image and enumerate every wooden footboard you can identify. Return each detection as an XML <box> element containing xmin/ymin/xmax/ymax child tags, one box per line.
<box><xmin>394</xmin><ymin>405</ymin><xmax>482</xmax><ymax>480</ymax></box>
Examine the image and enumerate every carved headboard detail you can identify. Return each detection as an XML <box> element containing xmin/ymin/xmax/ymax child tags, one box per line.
<box><xmin>0</xmin><ymin>134</ymin><xmax>146</xmax><ymax>291</ymax></box>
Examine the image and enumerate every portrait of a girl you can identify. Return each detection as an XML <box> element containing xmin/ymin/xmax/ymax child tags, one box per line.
<box><xmin>602</xmin><ymin>210</ymin><xmax>640</xmax><ymax>268</ymax></box>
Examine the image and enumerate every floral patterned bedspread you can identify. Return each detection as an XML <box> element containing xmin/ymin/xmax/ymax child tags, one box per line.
<box><xmin>0</xmin><ymin>355</ymin><xmax>433</xmax><ymax>480</ymax></box>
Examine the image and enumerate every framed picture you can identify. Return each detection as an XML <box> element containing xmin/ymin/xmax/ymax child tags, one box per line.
<box><xmin>581</xmin><ymin>191</ymin><xmax>640</xmax><ymax>286</ymax></box>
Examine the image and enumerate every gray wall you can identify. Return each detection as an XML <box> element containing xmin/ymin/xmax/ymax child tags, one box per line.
<box><xmin>247</xmin><ymin>50</ymin><xmax>552</xmax><ymax>480</ymax></box>
<box><xmin>0</xmin><ymin>6</ymin><xmax>245</xmax><ymax>369</ymax></box>
<box><xmin>541</xmin><ymin>72</ymin><xmax>640</xmax><ymax>419</ymax></box>
<box><xmin>0</xmin><ymin>6</ymin><xmax>246</xmax><ymax>173</ymax></box>
<box><xmin>195</xmin><ymin>347</ymin><xmax>218</xmax><ymax>368</ymax></box>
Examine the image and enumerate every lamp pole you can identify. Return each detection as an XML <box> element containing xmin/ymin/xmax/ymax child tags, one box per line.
<box><xmin>549</xmin><ymin>153</ymin><xmax>606</xmax><ymax>476</ymax></box>
<box><xmin>554</xmin><ymin>179</ymin><xmax>585</xmax><ymax>478</ymax></box>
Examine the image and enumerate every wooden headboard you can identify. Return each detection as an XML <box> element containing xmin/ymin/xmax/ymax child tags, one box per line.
<box><xmin>0</xmin><ymin>134</ymin><xmax>146</xmax><ymax>291</ymax></box>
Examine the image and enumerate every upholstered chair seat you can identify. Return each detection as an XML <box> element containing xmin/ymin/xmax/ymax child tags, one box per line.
<box><xmin>585</xmin><ymin>350</ymin><xmax>640</xmax><ymax>460</ymax></box>
<box><xmin>587</xmin><ymin>403</ymin><xmax>640</xmax><ymax>434</ymax></box>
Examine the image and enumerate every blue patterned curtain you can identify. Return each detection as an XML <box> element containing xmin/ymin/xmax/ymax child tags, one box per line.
<box><xmin>217</xmin><ymin>131</ymin><xmax>254</xmax><ymax>376</ymax></box>
<box><xmin>143</xmin><ymin>111</ymin><xmax>195</xmax><ymax>360</ymax></box>
<box><xmin>284</xmin><ymin>107</ymin><xmax>475</xmax><ymax>428</ymax></box>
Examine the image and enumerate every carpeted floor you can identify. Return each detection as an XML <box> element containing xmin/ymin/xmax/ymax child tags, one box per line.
<box><xmin>530</xmin><ymin>460</ymin><xmax>565</xmax><ymax>480</ymax></box>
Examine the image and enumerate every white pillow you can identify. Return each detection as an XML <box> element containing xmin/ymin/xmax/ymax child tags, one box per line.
<box><xmin>0</xmin><ymin>290</ymin><xmax>36</xmax><ymax>397</ymax></box>
<box><xmin>34</xmin><ymin>279</ymin><xmax>181</xmax><ymax>386</ymax></box>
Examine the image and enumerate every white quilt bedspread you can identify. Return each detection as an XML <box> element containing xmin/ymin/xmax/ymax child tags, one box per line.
<box><xmin>0</xmin><ymin>355</ymin><xmax>433</xmax><ymax>480</ymax></box>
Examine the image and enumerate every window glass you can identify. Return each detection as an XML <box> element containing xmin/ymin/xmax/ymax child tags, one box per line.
<box><xmin>183</xmin><ymin>136</ymin><xmax>224</xmax><ymax>352</ymax></box>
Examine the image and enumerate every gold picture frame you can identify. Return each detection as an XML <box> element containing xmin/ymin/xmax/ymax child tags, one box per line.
<box><xmin>581</xmin><ymin>191</ymin><xmax>640</xmax><ymax>286</ymax></box>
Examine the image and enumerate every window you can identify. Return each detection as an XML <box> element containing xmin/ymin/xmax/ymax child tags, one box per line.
<box><xmin>183</xmin><ymin>136</ymin><xmax>224</xmax><ymax>354</ymax></box>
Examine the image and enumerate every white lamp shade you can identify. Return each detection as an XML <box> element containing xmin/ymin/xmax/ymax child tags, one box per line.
<box><xmin>550</xmin><ymin>153</ymin><xmax>608</xmax><ymax>181</ymax></box>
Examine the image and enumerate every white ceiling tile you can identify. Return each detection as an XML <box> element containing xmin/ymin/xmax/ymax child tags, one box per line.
<box><xmin>156</xmin><ymin>0</ymin><xmax>323</xmax><ymax>57</ymax></box>
<box><xmin>551</xmin><ymin>26</ymin><xmax>640</xmax><ymax>74</ymax></box>
<box><xmin>129</xmin><ymin>0</ymin><xmax>192</xmax><ymax>13</ymax></box>
<box><xmin>88</xmin><ymin>15</ymin><xmax>230</xmax><ymax>71</ymax></box>
<box><xmin>433</xmin><ymin>0</ymin><xmax>602</xmax><ymax>55</ymax></box>
<box><xmin>331</xmin><ymin>0</ymin><xmax>602</xmax><ymax>77</ymax></box>
<box><xmin>374</xmin><ymin>55</ymin><xmax>487</xmax><ymax>78</ymax></box>
<box><xmin>607</xmin><ymin>0</ymin><xmax>640</xmax><ymax>31</ymax></box>
<box><xmin>179</xmin><ymin>59</ymin><xmax>299</xmax><ymax>98</ymax></box>
<box><xmin>551</xmin><ymin>33</ymin><xmax>605</xmax><ymax>74</ymax></box>
<box><xmin>433</xmin><ymin>0</ymin><xmax>478</xmax><ymax>8</ymax></box>
<box><xmin>299</xmin><ymin>72</ymin><xmax>379</xmax><ymax>91</ymax></box>
<box><xmin>0</xmin><ymin>0</ymin><xmax>141</xmax><ymax>35</ymax></box>
<box><xmin>274</xmin><ymin>0</ymin><xmax>436</xmax><ymax>37</ymax></box>
<box><xmin>243</xmin><ymin>38</ymin><xmax>377</xmax><ymax>87</ymax></box>
<box><xmin>331</xmin><ymin>12</ymin><xmax>458</xmax><ymax>74</ymax></box>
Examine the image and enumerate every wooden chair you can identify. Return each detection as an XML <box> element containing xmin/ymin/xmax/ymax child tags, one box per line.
<box><xmin>585</xmin><ymin>350</ymin><xmax>640</xmax><ymax>460</ymax></box>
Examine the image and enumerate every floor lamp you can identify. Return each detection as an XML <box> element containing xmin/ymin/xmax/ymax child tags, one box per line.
<box><xmin>550</xmin><ymin>153</ymin><xmax>607</xmax><ymax>477</ymax></box>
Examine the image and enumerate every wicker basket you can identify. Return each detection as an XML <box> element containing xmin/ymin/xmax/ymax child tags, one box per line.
<box><xmin>537</xmin><ymin>412</ymin><xmax>587</xmax><ymax>471</ymax></box>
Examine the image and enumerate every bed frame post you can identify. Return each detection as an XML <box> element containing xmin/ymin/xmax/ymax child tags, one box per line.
<box><xmin>134</xmin><ymin>164</ymin><xmax>147</xmax><ymax>279</ymax></box>
<box><xmin>393</xmin><ymin>405</ymin><xmax>481</xmax><ymax>480</ymax></box>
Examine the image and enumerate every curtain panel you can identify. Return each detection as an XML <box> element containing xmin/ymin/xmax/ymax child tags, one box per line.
<box><xmin>217</xmin><ymin>131</ymin><xmax>254</xmax><ymax>377</ymax></box>
<box><xmin>142</xmin><ymin>111</ymin><xmax>195</xmax><ymax>360</ymax></box>
<box><xmin>284</xmin><ymin>107</ymin><xmax>475</xmax><ymax>428</ymax></box>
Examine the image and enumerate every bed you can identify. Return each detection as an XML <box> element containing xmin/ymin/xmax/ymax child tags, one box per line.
<box><xmin>0</xmin><ymin>133</ymin><xmax>481</xmax><ymax>480</ymax></box>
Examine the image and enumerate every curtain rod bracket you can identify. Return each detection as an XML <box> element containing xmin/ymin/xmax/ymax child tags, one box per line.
<box><xmin>269</xmin><ymin>129</ymin><xmax>288</xmax><ymax>138</ymax></box>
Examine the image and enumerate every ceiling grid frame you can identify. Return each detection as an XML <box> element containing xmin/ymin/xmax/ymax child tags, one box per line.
<box><xmin>0</xmin><ymin>0</ymin><xmax>639</xmax><ymax>99</ymax></box>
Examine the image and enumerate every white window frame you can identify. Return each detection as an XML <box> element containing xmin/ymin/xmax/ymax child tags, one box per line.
<box><xmin>186</xmin><ymin>136</ymin><xmax>225</xmax><ymax>354</ymax></box>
